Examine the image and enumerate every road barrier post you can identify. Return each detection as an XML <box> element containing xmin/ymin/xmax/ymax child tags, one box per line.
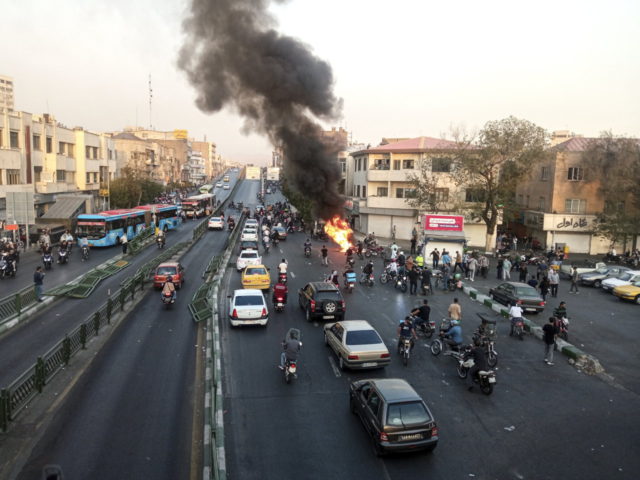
<box><xmin>35</xmin><ymin>357</ymin><xmax>45</xmax><ymax>393</ymax></box>
<box><xmin>93</xmin><ymin>312</ymin><xmax>100</xmax><ymax>335</ymax></box>
<box><xmin>106</xmin><ymin>298</ymin><xmax>113</xmax><ymax>324</ymax></box>
<box><xmin>80</xmin><ymin>324</ymin><xmax>87</xmax><ymax>349</ymax></box>
<box><xmin>14</xmin><ymin>293</ymin><xmax>21</xmax><ymax>316</ymax></box>
<box><xmin>62</xmin><ymin>336</ymin><xmax>71</xmax><ymax>365</ymax></box>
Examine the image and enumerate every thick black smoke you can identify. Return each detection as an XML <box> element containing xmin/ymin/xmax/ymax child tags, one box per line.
<box><xmin>178</xmin><ymin>0</ymin><xmax>345</xmax><ymax>219</ymax></box>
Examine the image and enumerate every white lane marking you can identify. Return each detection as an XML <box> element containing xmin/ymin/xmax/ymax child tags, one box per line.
<box><xmin>290</xmin><ymin>271</ymin><xmax>296</xmax><ymax>278</ymax></box>
<box><xmin>314</xmin><ymin>321</ymin><xmax>319</xmax><ymax>328</ymax></box>
<box><xmin>328</xmin><ymin>356</ymin><xmax>342</xmax><ymax>377</ymax></box>
<box><xmin>279</xmin><ymin>248</ymin><xmax>283</xmax><ymax>253</ymax></box>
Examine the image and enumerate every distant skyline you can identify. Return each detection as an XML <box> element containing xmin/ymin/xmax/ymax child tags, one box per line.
<box><xmin>3</xmin><ymin>0</ymin><xmax>639</xmax><ymax>165</ymax></box>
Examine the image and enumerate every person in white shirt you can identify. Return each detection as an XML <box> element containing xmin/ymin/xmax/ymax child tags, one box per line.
<box><xmin>508</xmin><ymin>302</ymin><xmax>524</xmax><ymax>336</ymax></box>
<box><xmin>278</xmin><ymin>259</ymin><xmax>288</xmax><ymax>274</ymax></box>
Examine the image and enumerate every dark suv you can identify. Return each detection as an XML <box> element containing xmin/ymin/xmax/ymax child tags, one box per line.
<box><xmin>298</xmin><ymin>282</ymin><xmax>345</xmax><ymax>322</ymax></box>
<box><xmin>349</xmin><ymin>378</ymin><xmax>438</xmax><ymax>456</ymax></box>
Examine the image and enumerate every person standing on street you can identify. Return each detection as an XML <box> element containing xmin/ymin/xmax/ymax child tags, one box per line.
<box><xmin>502</xmin><ymin>257</ymin><xmax>512</xmax><ymax>280</ymax></box>
<box><xmin>548</xmin><ymin>269</ymin><xmax>559</xmax><ymax>297</ymax></box>
<box><xmin>410</xmin><ymin>236</ymin><xmax>417</xmax><ymax>255</ymax></box>
<box><xmin>569</xmin><ymin>265</ymin><xmax>579</xmax><ymax>294</ymax></box>
<box><xmin>321</xmin><ymin>245</ymin><xmax>328</xmax><ymax>266</ymax></box>
<box><xmin>448</xmin><ymin>297</ymin><xmax>462</xmax><ymax>321</ymax></box>
<box><xmin>408</xmin><ymin>266</ymin><xmax>419</xmax><ymax>295</ymax></box>
<box><xmin>453</xmin><ymin>251</ymin><xmax>463</xmax><ymax>273</ymax></box>
<box><xmin>467</xmin><ymin>256</ymin><xmax>478</xmax><ymax>282</ymax></box>
<box><xmin>543</xmin><ymin>317</ymin><xmax>558</xmax><ymax>365</ymax></box>
<box><xmin>34</xmin><ymin>266</ymin><xmax>45</xmax><ymax>302</ymax></box>
<box><xmin>121</xmin><ymin>232</ymin><xmax>128</xmax><ymax>254</ymax></box>
<box><xmin>519</xmin><ymin>262</ymin><xmax>528</xmax><ymax>282</ymax></box>
<box><xmin>479</xmin><ymin>255</ymin><xmax>489</xmax><ymax>279</ymax></box>
<box><xmin>539</xmin><ymin>276</ymin><xmax>550</xmax><ymax>301</ymax></box>
<box><xmin>430</xmin><ymin>248</ymin><xmax>440</xmax><ymax>269</ymax></box>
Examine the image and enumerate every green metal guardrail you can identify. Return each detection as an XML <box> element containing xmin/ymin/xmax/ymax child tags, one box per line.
<box><xmin>127</xmin><ymin>227</ymin><xmax>155</xmax><ymax>256</ymax></box>
<box><xmin>45</xmin><ymin>260</ymin><xmax>130</xmax><ymax>298</ymax></box>
<box><xmin>0</xmin><ymin>285</ymin><xmax>38</xmax><ymax>325</ymax></box>
<box><xmin>188</xmin><ymin>280</ymin><xmax>216</xmax><ymax>323</ymax></box>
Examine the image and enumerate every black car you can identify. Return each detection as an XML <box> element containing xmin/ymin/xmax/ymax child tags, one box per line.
<box><xmin>298</xmin><ymin>282</ymin><xmax>345</xmax><ymax>322</ymax></box>
<box><xmin>349</xmin><ymin>378</ymin><xmax>438</xmax><ymax>456</ymax></box>
<box><xmin>488</xmin><ymin>281</ymin><xmax>545</xmax><ymax>313</ymax></box>
<box><xmin>239</xmin><ymin>240</ymin><xmax>259</xmax><ymax>253</ymax></box>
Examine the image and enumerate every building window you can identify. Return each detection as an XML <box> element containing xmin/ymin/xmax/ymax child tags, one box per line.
<box><xmin>340</xmin><ymin>159</ymin><xmax>346</xmax><ymax>173</ymax></box>
<box><xmin>540</xmin><ymin>166</ymin><xmax>549</xmax><ymax>181</ymax></box>
<box><xmin>432</xmin><ymin>157</ymin><xmax>451</xmax><ymax>172</ymax></box>
<box><xmin>356</xmin><ymin>185</ymin><xmax>361</xmax><ymax>197</ymax></box>
<box><xmin>393</xmin><ymin>160</ymin><xmax>401</xmax><ymax>170</ymax></box>
<box><xmin>402</xmin><ymin>159</ymin><xmax>414</xmax><ymax>169</ymax></box>
<box><xmin>108</xmin><ymin>149</ymin><xmax>113</xmax><ymax>160</ymax></box>
<box><xmin>567</xmin><ymin>167</ymin><xmax>584</xmax><ymax>181</ymax></box>
<box><xmin>465</xmin><ymin>188</ymin><xmax>486</xmax><ymax>203</ymax></box>
<box><xmin>538</xmin><ymin>197</ymin><xmax>545</xmax><ymax>210</ymax></box>
<box><xmin>6</xmin><ymin>169</ymin><xmax>20</xmax><ymax>185</ymax></box>
<box><xmin>34</xmin><ymin>166</ymin><xmax>42</xmax><ymax>182</ymax></box>
<box><xmin>46</xmin><ymin>136</ymin><xmax>53</xmax><ymax>153</ymax></box>
<box><xmin>396</xmin><ymin>187</ymin><xmax>416</xmax><ymax>199</ymax></box>
<box><xmin>56</xmin><ymin>170</ymin><xmax>66</xmax><ymax>182</ymax></box>
<box><xmin>374</xmin><ymin>159</ymin><xmax>389</xmax><ymax>170</ymax></box>
<box><xmin>376</xmin><ymin>187</ymin><xmax>388</xmax><ymax>197</ymax></box>
<box><xmin>362</xmin><ymin>186</ymin><xmax>366</xmax><ymax>197</ymax></box>
<box><xmin>10</xmin><ymin>131</ymin><xmax>19</xmax><ymax>148</ymax></box>
<box><xmin>86</xmin><ymin>173</ymin><xmax>91</xmax><ymax>184</ymax></box>
<box><xmin>434</xmin><ymin>188</ymin><xmax>449</xmax><ymax>204</ymax></box>
<box><xmin>94</xmin><ymin>172</ymin><xmax>98</xmax><ymax>183</ymax></box>
<box><xmin>565</xmin><ymin>198</ymin><xmax>586</xmax><ymax>213</ymax></box>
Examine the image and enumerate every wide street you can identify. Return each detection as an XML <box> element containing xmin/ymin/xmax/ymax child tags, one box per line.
<box><xmin>220</xmin><ymin>190</ymin><xmax>640</xmax><ymax>480</ymax></box>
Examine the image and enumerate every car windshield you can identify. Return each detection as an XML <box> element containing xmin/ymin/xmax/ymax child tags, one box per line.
<box><xmin>618</xmin><ymin>273</ymin><xmax>633</xmax><ymax>281</ymax></box>
<box><xmin>515</xmin><ymin>286</ymin><xmax>539</xmax><ymax>296</ymax></box>
<box><xmin>241</xmin><ymin>253</ymin><xmax>259</xmax><ymax>259</ymax></box>
<box><xmin>210</xmin><ymin>217</ymin><xmax>222</xmax><ymax>222</ymax></box>
<box><xmin>246</xmin><ymin>268</ymin><xmax>266</xmax><ymax>276</ymax></box>
<box><xmin>316</xmin><ymin>291</ymin><xmax>341</xmax><ymax>301</ymax></box>
<box><xmin>346</xmin><ymin>329</ymin><xmax>383</xmax><ymax>346</ymax></box>
<box><xmin>157</xmin><ymin>266</ymin><xmax>177</xmax><ymax>275</ymax></box>
<box><xmin>386</xmin><ymin>401</ymin><xmax>431</xmax><ymax>426</ymax></box>
<box><xmin>594</xmin><ymin>267</ymin><xmax>609</xmax><ymax>274</ymax></box>
<box><xmin>234</xmin><ymin>295</ymin><xmax>264</xmax><ymax>306</ymax></box>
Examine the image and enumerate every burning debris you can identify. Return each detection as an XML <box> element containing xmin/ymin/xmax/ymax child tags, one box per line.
<box><xmin>178</xmin><ymin>0</ymin><xmax>346</xmax><ymax>221</ymax></box>
<box><xmin>323</xmin><ymin>215</ymin><xmax>354</xmax><ymax>251</ymax></box>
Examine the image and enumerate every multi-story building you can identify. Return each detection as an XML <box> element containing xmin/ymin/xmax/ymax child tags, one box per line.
<box><xmin>111</xmin><ymin>132</ymin><xmax>179</xmax><ymax>183</ymax></box>
<box><xmin>345</xmin><ymin>136</ymin><xmax>496</xmax><ymax>246</ymax></box>
<box><xmin>513</xmin><ymin>136</ymin><xmax>623</xmax><ymax>254</ymax></box>
<box><xmin>0</xmin><ymin>75</ymin><xmax>15</xmax><ymax>111</ymax></box>
<box><xmin>192</xmin><ymin>140</ymin><xmax>220</xmax><ymax>180</ymax></box>
<box><xmin>0</xmin><ymin>109</ymin><xmax>116</xmax><ymax>222</ymax></box>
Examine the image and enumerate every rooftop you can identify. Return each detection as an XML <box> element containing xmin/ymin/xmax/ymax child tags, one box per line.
<box><xmin>355</xmin><ymin>136</ymin><xmax>458</xmax><ymax>155</ymax></box>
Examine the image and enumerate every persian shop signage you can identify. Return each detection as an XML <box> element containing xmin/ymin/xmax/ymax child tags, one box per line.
<box><xmin>543</xmin><ymin>214</ymin><xmax>595</xmax><ymax>232</ymax></box>
<box><xmin>424</xmin><ymin>215</ymin><xmax>464</xmax><ymax>232</ymax></box>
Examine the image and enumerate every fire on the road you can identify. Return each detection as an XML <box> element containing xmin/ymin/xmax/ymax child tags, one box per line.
<box><xmin>323</xmin><ymin>215</ymin><xmax>354</xmax><ymax>251</ymax></box>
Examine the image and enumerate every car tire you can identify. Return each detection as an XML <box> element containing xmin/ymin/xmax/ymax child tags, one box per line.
<box><xmin>594</xmin><ymin>280</ymin><xmax>601</xmax><ymax>288</ymax></box>
<box><xmin>306</xmin><ymin>308</ymin><xmax>312</xmax><ymax>322</ymax></box>
<box><xmin>635</xmin><ymin>295</ymin><xmax>640</xmax><ymax>305</ymax></box>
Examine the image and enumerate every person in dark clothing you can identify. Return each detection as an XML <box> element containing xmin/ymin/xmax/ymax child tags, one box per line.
<box><xmin>539</xmin><ymin>276</ymin><xmax>550</xmax><ymax>301</ymax></box>
<box><xmin>34</xmin><ymin>266</ymin><xmax>45</xmax><ymax>302</ymax></box>
<box><xmin>410</xmin><ymin>237</ymin><xmax>417</xmax><ymax>255</ymax></box>
<box><xmin>466</xmin><ymin>344</ymin><xmax>488</xmax><ymax>391</ymax></box>
<box><xmin>496</xmin><ymin>257</ymin><xmax>504</xmax><ymax>279</ymax></box>
<box><xmin>543</xmin><ymin>317</ymin><xmax>558</xmax><ymax>365</ymax></box>
<box><xmin>321</xmin><ymin>245</ymin><xmax>328</xmax><ymax>266</ymax></box>
<box><xmin>411</xmin><ymin>300</ymin><xmax>431</xmax><ymax>328</ymax></box>
<box><xmin>420</xmin><ymin>267</ymin><xmax>433</xmax><ymax>295</ymax></box>
<box><xmin>519</xmin><ymin>263</ymin><xmax>528</xmax><ymax>283</ymax></box>
<box><xmin>408</xmin><ymin>267</ymin><xmax>420</xmax><ymax>295</ymax></box>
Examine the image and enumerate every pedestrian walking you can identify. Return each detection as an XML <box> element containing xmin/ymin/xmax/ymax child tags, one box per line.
<box><xmin>569</xmin><ymin>265</ymin><xmax>579</xmax><ymax>294</ymax></box>
<box><xmin>502</xmin><ymin>257</ymin><xmax>512</xmax><ymax>280</ymax></box>
<box><xmin>410</xmin><ymin>237</ymin><xmax>417</xmax><ymax>255</ymax></box>
<box><xmin>467</xmin><ymin>256</ymin><xmax>477</xmax><ymax>281</ymax></box>
<box><xmin>519</xmin><ymin>262</ymin><xmax>528</xmax><ymax>282</ymax></box>
<box><xmin>321</xmin><ymin>245</ymin><xmax>328</xmax><ymax>266</ymax></box>
<box><xmin>408</xmin><ymin>267</ymin><xmax>419</xmax><ymax>295</ymax></box>
<box><xmin>543</xmin><ymin>317</ymin><xmax>558</xmax><ymax>365</ymax></box>
<box><xmin>496</xmin><ymin>257</ymin><xmax>503</xmax><ymax>280</ymax></box>
<box><xmin>548</xmin><ymin>269</ymin><xmax>559</xmax><ymax>297</ymax></box>
<box><xmin>34</xmin><ymin>266</ymin><xmax>45</xmax><ymax>302</ymax></box>
<box><xmin>448</xmin><ymin>298</ymin><xmax>462</xmax><ymax>321</ymax></box>
<box><xmin>539</xmin><ymin>276</ymin><xmax>550</xmax><ymax>301</ymax></box>
<box><xmin>121</xmin><ymin>233</ymin><xmax>128</xmax><ymax>254</ymax></box>
<box><xmin>479</xmin><ymin>255</ymin><xmax>489</xmax><ymax>279</ymax></box>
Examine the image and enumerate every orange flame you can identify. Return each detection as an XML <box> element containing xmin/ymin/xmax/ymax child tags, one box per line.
<box><xmin>323</xmin><ymin>215</ymin><xmax>354</xmax><ymax>252</ymax></box>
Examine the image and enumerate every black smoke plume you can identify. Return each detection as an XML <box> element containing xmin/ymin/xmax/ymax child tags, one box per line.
<box><xmin>178</xmin><ymin>0</ymin><xmax>345</xmax><ymax>219</ymax></box>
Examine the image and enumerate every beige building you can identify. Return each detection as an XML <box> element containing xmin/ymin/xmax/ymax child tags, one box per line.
<box><xmin>192</xmin><ymin>140</ymin><xmax>222</xmax><ymax>180</ymax></box>
<box><xmin>513</xmin><ymin>136</ymin><xmax>614</xmax><ymax>254</ymax></box>
<box><xmin>111</xmin><ymin>131</ymin><xmax>179</xmax><ymax>183</ymax></box>
<box><xmin>346</xmin><ymin>136</ymin><xmax>496</xmax><ymax>246</ymax></box>
<box><xmin>0</xmin><ymin>75</ymin><xmax>15</xmax><ymax>111</ymax></box>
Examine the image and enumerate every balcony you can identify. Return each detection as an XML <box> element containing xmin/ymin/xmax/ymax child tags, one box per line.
<box><xmin>35</xmin><ymin>182</ymin><xmax>77</xmax><ymax>194</ymax></box>
<box><xmin>367</xmin><ymin>169</ymin><xmax>411</xmax><ymax>182</ymax></box>
<box><xmin>365</xmin><ymin>196</ymin><xmax>413</xmax><ymax>210</ymax></box>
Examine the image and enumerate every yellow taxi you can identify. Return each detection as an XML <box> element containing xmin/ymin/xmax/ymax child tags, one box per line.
<box><xmin>241</xmin><ymin>265</ymin><xmax>271</xmax><ymax>291</ymax></box>
<box><xmin>613</xmin><ymin>281</ymin><xmax>640</xmax><ymax>304</ymax></box>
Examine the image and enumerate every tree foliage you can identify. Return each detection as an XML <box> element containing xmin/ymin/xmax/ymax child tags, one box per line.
<box><xmin>407</xmin><ymin>158</ymin><xmax>459</xmax><ymax>213</ymax></box>
<box><xmin>109</xmin><ymin>168</ymin><xmax>165</xmax><ymax>208</ymax></box>
<box><xmin>281</xmin><ymin>177</ymin><xmax>314</xmax><ymax>226</ymax></box>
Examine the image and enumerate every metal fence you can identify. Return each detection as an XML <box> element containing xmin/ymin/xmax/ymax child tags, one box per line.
<box><xmin>0</xmin><ymin>285</ymin><xmax>38</xmax><ymax>326</ymax></box>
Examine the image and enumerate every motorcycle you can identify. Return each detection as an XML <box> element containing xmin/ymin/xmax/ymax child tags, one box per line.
<box><xmin>398</xmin><ymin>337</ymin><xmax>412</xmax><ymax>366</ymax></box>
<box><xmin>81</xmin><ymin>245</ymin><xmax>90</xmax><ymax>261</ymax></box>
<box><xmin>344</xmin><ymin>272</ymin><xmax>357</xmax><ymax>294</ymax></box>
<box><xmin>58</xmin><ymin>249</ymin><xmax>69</xmax><ymax>265</ymax></box>
<box><xmin>283</xmin><ymin>358</ymin><xmax>298</xmax><ymax>383</ymax></box>
<box><xmin>304</xmin><ymin>246</ymin><xmax>312</xmax><ymax>258</ymax></box>
<box><xmin>430</xmin><ymin>319</ymin><xmax>458</xmax><ymax>356</ymax></box>
<box><xmin>162</xmin><ymin>291</ymin><xmax>175</xmax><ymax>309</ymax></box>
<box><xmin>0</xmin><ymin>255</ymin><xmax>16</xmax><ymax>279</ymax></box>
<box><xmin>43</xmin><ymin>253</ymin><xmax>53</xmax><ymax>270</ymax></box>
<box><xmin>359</xmin><ymin>269</ymin><xmax>374</xmax><ymax>287</ymax></box>
<box><xmin>228</xmin><ymin>221</ymin><xmax>235</xmax><ymax>231</ymax></box>
<box><xmin>364</xmin><ymin>245</ymin><xmax>384</xmax><ymax>258</ymax></box>
<box><xmin>450</xmin><ymin>350</ymin><xmax>497</xmax><ymax>395</ymax></box>
<box><xmin>346</xmin><ymin>256</ymin><xmax>355</xmax><ymax>269</ymax></box>
<box><xmin>394</xmin><ymin>272</ymin><xmax>408</xmax><ymax>293</ymax></box>
<box><xmin>472</xmin><ymin>333</ymin><xmax>498</xmax><ymax>367</ymax></box>
<box><xmin>156</xmin><ymin>236</ymin><xmax>165</xmax><ymax>249</ymax></box>
<box><xmin>554</xmin><ymin>316</ymin><xmax>569</xmax><ymax>342</ymax></box>
<box><xmin>510</xmin><ymin>317</ymin><xmax>525</xmax><ymax>340</ymax></box>
<box><xmin>379</xmin><ymin>268</ymin><xmax>396</xmax><ymax>285</ymax></box>
<box><xmin>263</xmin><ymin>242</ymin><xmax>270</xmax><ymax>254</ymax></box>
<box><xmin>412</xmin><ymin>315</ymin><xmax>436</xmax><ymax>339</ymax></box>
<box><xmin>278</xmin><ymin>272</ymin><xmax>288</xmax><ymax>284</ymax></box>
<box><xmin>274</xmin><ymin>295</ymin><xmax>286</xmax><ymax>312</ymax></box>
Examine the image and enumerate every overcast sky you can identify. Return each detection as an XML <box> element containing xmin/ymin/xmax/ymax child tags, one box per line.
<box><xmin>3</xmin><ymin>0</ymin><xmax>639</xmax><ymax>165</ymax></box>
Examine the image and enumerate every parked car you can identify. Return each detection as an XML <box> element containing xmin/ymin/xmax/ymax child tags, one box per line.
<box><xmin>237</xmin><ymin>249</ymin><xmax>262</xmax><ymax>271</ymax></box>
<box><xmin>349</xmin><ymin>378</ymin><xmax>438</xmax><ymax>456</ymax></box>
<box><xmin>208</xmin><ymin>216</ymin><xmax>224</xmax><ymax>230</ymax></box>
<box><xmin>298</xmin><ymin>282</ymin><xmax>345</xmax><ymax>322</ymax></box>
<box><xmin>153</xmin><ymin>262</ymin><xmax>185</xmax><ymax>289</ymax></box>
<box><xmin>228</xmin><ymin>289</ymin><xmax>269</xmax><ymax>326</ymax></box>
<box><xmin>559</xmin><ymin>261</ymin><xmax>607</xmax><ymax>279</ymax></box>
<box><xmin>602</xmin><ymin>270</ymin><xmax>640</xmax><ymax>293</ymax></box>
<box><xmin>324</xmin><ymin>320</ymin><xmax>390</xmax><ymax>370</ymax></box>
<box><xmin>272</xmin><ymin>226</ymin><xmax>287</xmax><ymax>240</ymax></box>
<box><xmin>239</xmin><ymin>240</ymin><xmax>260</xmax><ymax>253</ymax></box>
<box><xmin>241</xmin><ymin>265</ymin><xmax>271</xmax><ymax>291</ymax></box>
<box><xmin>613</xmin><ymin>281</ymin><xmax>640</xmax><ymax>304</ymax></box>
<box><xmin>240</xmin><ymin>228</ymin><xmax>259</xmax><ymax>242</ymax></box>
<box><xmin>488</xmin><ymin>282</ymin><xmax>545</xmax><ymax>313</ymax></box>
<box><xmin>579</xmin><ymin>266</ymin><xmax>630</xmax><ymax>288</ymax></box>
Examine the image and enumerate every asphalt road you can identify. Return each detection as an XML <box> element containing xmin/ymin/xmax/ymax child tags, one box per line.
<box><xmin>9</xmin><ymin>172</ymin><xmax>245</xmax><ymax>480</ymax></box>
<box><xmin>220</xmin><ymin>190</ymin><xmax>640</xmax><ymax>480</ymax></box>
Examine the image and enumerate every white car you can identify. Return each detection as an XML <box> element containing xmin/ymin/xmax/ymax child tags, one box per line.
<box><xmin>245</xmin><ymin>219</ymin><xmax>259</xmax><ymax>228</ymax></box>
<box><xmin>223</xmin><ymin>184</ymin><xmax>230</xmax><ymax>190</ymax></box>
<box><xmin>208</xmin><ymin>216</ymin><xmax>224</xmax><ymax>230</ymax></box>
<box><xmin>601</xmin><ymin>270</ymin><xmax>640</xmax><ymax>292</ymax></box>
<box><xmin>237</xmin><ymin>249</ymin><xmax>262</xmax><ymax>271</ymax></box>
<box><xmin>216</xmin><ymin>182</ymin><xmax>222</xmax><ymax>187</ymax></box>
<box><xmin>229</xmin><ymin>289</ymin><xmax>269</xmax><ymax>326</ymax></box>
<box><xmin>241</xmin><ymin>228</ymin><xmax>259</xmax><ymax>242</ymax></box>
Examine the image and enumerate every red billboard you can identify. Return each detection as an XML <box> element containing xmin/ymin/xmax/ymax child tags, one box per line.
<box><xmin>424</xmin><ymin>215</ymin><xmax>464</xmax><ymax>232</ymax></box>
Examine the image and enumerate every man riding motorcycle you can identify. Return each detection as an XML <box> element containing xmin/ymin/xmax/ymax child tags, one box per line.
<box><xmin>410</xmin><ymin>299</ymin><xmax>431</xmax><ymax>329</ymax></box>
<box><xmin>397</xmin><ymin>316</ymin><xmax>418</xmax><ymax>352</ymax></box>
<box><xmin>279</xmin><ymin>330</ymin><xmax>302</xmax><ymax>370</ymax></box>
<box><xmin>162</xmin><ymin>275</ymin><xmax>177</xmax><ymax>302</ymax></box>
<box><xmin>156</xmin><ymin>229</ymin><xmax>166</xmax><ymax>247</ymax></box>
<box><xmin>303</xmin><ymin>238</ymin><xmax>312</xmax><ymax>255</ymax></box>
<box><xmin>465</xmin><ymin>343</ymin><xmax>489</xmax><ymax>392</ymax></box>
<box><xmin>508</xmin><ymin>302</ymin><xmax>524</xmax><ymax>336</ymax></box>
<box><xmin>443</xmin><ymin>320</ymin><xmax>463</xmax><ymax>350</ymax></box>
<box><xmin>361</xmin><ymin>260</ymin><xmax>374</xmax><ymax>282</ymax></box>
<box><xmin>343</xmin><ymin>266</ymin><xmax>357</xmax><ymax>289</ymax></box>
<box><xmin>272</xmin><ymin>281</ymin><xmax>288</xmax><ymax>305</ymax></box>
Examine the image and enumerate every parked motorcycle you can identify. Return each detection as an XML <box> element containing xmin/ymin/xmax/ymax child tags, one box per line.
<box><xmin>42</xmin><ymin>253</ymin><xmax>53</xmax><ymax>271</ymax></box>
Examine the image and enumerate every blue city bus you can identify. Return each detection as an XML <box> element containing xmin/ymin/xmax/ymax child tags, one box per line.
<box><xmin>76</xmin><ymin>209</ymin><xmax>147</xmax><ymax>247</ymax></box>
<box><xmin>133</xmin><ymin>204</ymin><xmax>180</xmax><ymax>232</ymax></box>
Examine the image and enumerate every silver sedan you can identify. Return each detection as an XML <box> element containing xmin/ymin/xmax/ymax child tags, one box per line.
<box><xmin>324</xmin><ymin>320</ymin><xmax>390</xmax><ymax>370</ymax></box>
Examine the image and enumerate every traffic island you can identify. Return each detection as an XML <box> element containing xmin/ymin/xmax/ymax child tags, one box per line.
<box><xmin>460</xmin><ymin>284</ymin><xmax>605</xmax><ymax>375</ymax></box>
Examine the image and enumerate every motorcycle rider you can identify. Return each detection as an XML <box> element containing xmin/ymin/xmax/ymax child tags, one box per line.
<box><xmin>420</xmin><ymin>266</ymin><xmax>433</xmax><ymax>294</ymax></box>
<box><xmin>465</xmin><ymin>343</ymin><xmax>488</xmax><ymax>392</ymax></box>
<box><xmin>328</xmin><ymin>270</ymin><xmax>340</xmax><ymax>287</ymax></box>
<box><xmin>361</xmin><ymin>260</ymin><xmax>374</xmax><ymax>283</ymax></box>
<box><xmin>57</xmin><ymin>240</ymin><xmax>70</xmax><ymax>263</ymax></box>
<box><xmin>162</xmin><ymin>275</ymin><xmax>177</xmax><ymax>302</ymax></box>
<box><xmin>553</xmin><ymin>301</ymin><xmax>567</xmax><ymax>319</ymax></box>
<box><xmin>279</xmin><ymin>330</ymin><xmax>302</xmax><ymax>370</ymax></box>
<box><xmin>156</xmin><ymin>228</ymin><xmax>166</xmax><ymax>247</ymax></box>
<box><xmin>410</xmin><ymin>299</ymin><xmax>431</xmax><ymax>330</ymax></box>
<box><xmin>356</xmin><ymin>240</ymin><xmax>364</xmax><ymax>259</ymax></box>
<box><xmin>78</xmin><ymin>235</ymin><xmax>90</xmax><ymax>260</ymax></box>
<box><xmin>345</xmin><ymin>246</ymin><xmax>354</xmax><ymax>265</ymax></box>
<box><xmin>272</xmin><ymin>281</ymin><xmax>288</xmax><ymax>305</ymax></box>
<box><xmin>397</xmin><ymin>251</ymin><xmax>406</xmax><ymax>274</ymax></box>
<box><xmin>443</xmin><ymin>319</ymin><xmax>463</xmax><ymax>350</ymax></box>
<box><xmin>343</xmin><ymin>265</ymin><xmax>357</xmax><ymax>287</ymax></box>
<box><xmin>303</xmin><ymin>238</ymin><xmax>312</xmax><ymax>255</ymax></box>
<box><xmin>397</xmin><ymin>316</ymin><xmax>418</xmax><ymax>352</ymax></box>
<box><xmin>508</xmin><ymin>301</ymin><xmax>524</xmax><ymax>336</ymax></box>
<box><xmin>262</xmin><ymin>233</ymin><xmax>270</xmax><ymax>251</ymax></box>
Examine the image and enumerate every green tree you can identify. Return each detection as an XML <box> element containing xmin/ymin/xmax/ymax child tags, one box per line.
<box><xmin>281</xmin><ymin>178</ymin><xmax>314</xmax><ymax>227</ymax></box>
<box><xmin>407</xmin><ymin>157</ymin><xmax>461</xmax><ymax>213</ymax></box>
<box><xmin>109</xmin><ymin>168</ymin><xmax>166</xmax><ymax>208</ymax></box>
<box><xmin>452</xmin><ymin>116</ymin><xmax>549</xmax><ymax>251</ymax></box>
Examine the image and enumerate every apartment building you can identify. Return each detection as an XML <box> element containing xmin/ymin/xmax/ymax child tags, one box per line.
<box><xmin>0</xmin><ymin>109</ymin><xmax>116</xmax><ymax>221</ymax></box>
<box><xmin>345</xmin><ymin>136</ymin><xmax>495</xmax><ymax>246</ymax></box>
<box><xmin>192</xmin><ymin>140</ymin><xmax>222</xmax><ymax>180</ymax></box>
<box><xmin>513</xmin><ymin>137</ymin><xmax>619</xmax><ymax>254</ymax></box>
<box><xmin>111</xmin><ymin>131</ymin><xmax>179</xmax><ymax>183</ymax></box>
<box><xmin>0</xmin><ymin>75</ymin><xmax>15</xmax><ymax>111</ymax></box>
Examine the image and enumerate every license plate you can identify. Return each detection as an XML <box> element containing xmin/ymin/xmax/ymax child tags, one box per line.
<box><xmin>362</xmin><ymin>362</ymin><xmax>377</xmax><ymax>367</ymax></box>
<box><xmin>525</xmin><ymin>308</ymin><xmax>537</xmax><ymax>312</ymax></box>
<box><xmin>399</xmin><ymin>434</ymin><xmax>422</xmax><ymax>441</ymax></box>
<box><xmin>489</xmin><ymin>377</ymin><xmax>496</xmax><ymax>383</ymax></box>
<box><xmin>323</xmin><ymin>315</ymin><xmax>334</xmax><ymax>319</ymax></box>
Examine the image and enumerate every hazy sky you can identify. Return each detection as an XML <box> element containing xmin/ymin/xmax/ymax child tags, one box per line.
<box><xmin>3</xmin><ymin>0</ymin><xmax>639</xmax><ymax>164</ymax></box>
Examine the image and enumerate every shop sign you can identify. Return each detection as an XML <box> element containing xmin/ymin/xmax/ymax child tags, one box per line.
<box><xmin>424</xmin><ymin>214</ymin><xmax>464</xmax><ymax>232</ymax></box>
<box><xmin>543</xmin><ymin>214</ymin><xmax>595</xmax><ymax>232</ymax></box>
